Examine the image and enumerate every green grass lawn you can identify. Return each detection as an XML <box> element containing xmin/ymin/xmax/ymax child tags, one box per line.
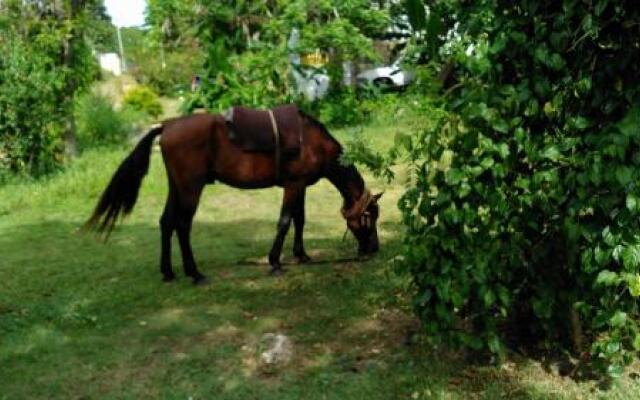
<box><xmin>2</xmin><ymin>112</ymin><xmax>640</xmax><ymax>399</ymax></box>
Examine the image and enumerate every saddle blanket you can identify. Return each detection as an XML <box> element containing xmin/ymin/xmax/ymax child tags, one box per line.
<box><xmin>224</xmin><ymin>104</ymin><xmax>303</xmax><ymax>154</ymax></box>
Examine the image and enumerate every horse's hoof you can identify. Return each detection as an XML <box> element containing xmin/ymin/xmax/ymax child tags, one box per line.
<box><xmin>295</xmin><ymin>254</ymin><xmax>311</xmax><ymax>264</ymax></box>
<box><xmin>162</xmin><ymin>274</ymin><xmax>176</xmax><ymax>282</ymax></box>
<box><xmin>269</xmin><ymin>267</ymin><xmax>286</xmax><ymax>277</ymax></box>
<box><xmin>192</xmin><ymin>275</ymin><xmax>209</xmax><ymax>286</ymax></box>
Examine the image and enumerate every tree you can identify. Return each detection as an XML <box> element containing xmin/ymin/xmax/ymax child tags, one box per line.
<box><xmin>86</xmin><ymin>1</ymin><xmax>118</xmax><ymax>53</ymax></box>
<box><xmin>0</xmin><ymin>0</ymin><xmax>98</xmax><ymax>176</ymax></box>
<box><xmin>192</xmin><ymin>0</ymin><xmax>390</xmax><ymax>111</ymax></box>
<box><xmin>393</xmin><ymin>0</ymin><xmax>640</xmax><ymax>376</ymax></box>
<box><xmin>135</xmin><ymin>0</ymin><xmax>202</xmax><ymax>95</ymax></box>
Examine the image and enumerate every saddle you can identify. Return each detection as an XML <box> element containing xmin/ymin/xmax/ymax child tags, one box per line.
<box><xmin>224</xmin><ymin>104</ymin><xmax>303</xmax><ymax>155</ymax></box>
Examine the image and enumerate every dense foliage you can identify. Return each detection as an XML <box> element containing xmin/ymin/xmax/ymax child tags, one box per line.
<box><xmin>396</xmin><ymin>0</ymin><xmax>640</xmax><ymax>375</ymax></box>
<box><xmin>122</xmin><ymin>86</ymin><xmax>163</xmax><ymax>118</ymax></box>
<box><xmin>192</xmin><ymin>0</ymin><xmax>390</xmax><ymax>112</ymax></box>
<box><xmin>138</xmin><ymin>0</ymin><xmax>202</xmax><ymax>95</ymax></box>
<box><xmin>74</xmin><ymin>91</ymin><xmax>146</xmax><ymax>150</ymax></box>
<box><xmin>0</xmin><ymin>1</ymin><xmax>99</xmax><ymax>178</ymax></box>
<box><xmin>0</xmin><ymin>34</ymin><xmax>66</xmax><ymax>177</ymax></box>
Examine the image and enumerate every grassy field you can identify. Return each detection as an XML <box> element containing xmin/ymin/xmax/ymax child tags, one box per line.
<box><xmin>2</xmin><ymin>111</ymin><xmax>640</xmax><ymax>399</ymax></box>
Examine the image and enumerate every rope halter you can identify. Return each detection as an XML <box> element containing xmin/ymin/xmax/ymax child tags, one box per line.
<box><xmin>341</xmin><ymin>189</ymin><xmax>375</xmax><ymax>229</ymax></box>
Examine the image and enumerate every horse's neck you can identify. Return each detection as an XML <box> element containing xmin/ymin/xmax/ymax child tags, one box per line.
<box><xmin>325</xmin><ymin>161</ymin><xmax>365</xmax><ymax>208</ymax></box>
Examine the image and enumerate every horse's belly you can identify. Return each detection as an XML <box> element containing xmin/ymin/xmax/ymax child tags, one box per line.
<box><xmin>213</xmin><ymin>151</ymin><xmax>278</xmax><ymax>188</ymax></box>
<box><xmin>211</xmin><ymin>134</ymin><xmax>323</xmax><ymax>188</ymax></box>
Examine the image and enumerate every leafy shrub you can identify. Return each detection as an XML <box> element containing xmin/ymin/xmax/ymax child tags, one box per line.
<box><xmin>0</xmin><ymin>4</ymin><xmax>99</xmax><ymax>181</ymax></box>
<box><xmin>314</xmin><ymin>89</ymin><xmax>374</xmax><ymax>127</ymax></box>
<box><xmin>122</xmin><ymin>86</ymin><xmax>163</xmax><ymax>118</ymax></box>
<box><xmin>129</xmin><ymin>45</ymin><xmax>202</xmax><ymax>96</ymax></box>
<box><xmin>0</xmin><ymin>34</ymin><xmax>65</xmax><ymax>178</ymax></box>
<box><xmin>75</xmin><ymin>92</ymin><xmax>141</xmax><ymax>150</ymax></box>
<box><xmin>391</xmin><ymin>0</ymin><xmax>640</xmax><ymax>376</ymax></box>
<box><xmin>190</xmin><ymin>41</ymin><xmax>296</xmax><ymax>113</ymax></box>
<box><xmin>190</xmin><ymin>1</ymin><xmax>389</xmax><ymax>115</ymax></box>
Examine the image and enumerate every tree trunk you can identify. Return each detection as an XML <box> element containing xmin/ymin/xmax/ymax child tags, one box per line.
<box><xmin>438</xmin><ymin>58</ymin><xmax>455</xmax><ymax>87</ymax></box>
<box><xmin>62</xmin><ymin>33</ymin><xmax>78</xmax><ymax>157</ymax></box>
<box><xmin>59</xmin><ymin>0</ymin><xmax>85</xmax><ymax>158</ymax></box>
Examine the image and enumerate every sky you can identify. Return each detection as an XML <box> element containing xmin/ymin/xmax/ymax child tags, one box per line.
<box><xmin>105</xmin><ymin>0</ymin><xmax>147</xmax><ymax>27</ymax></box>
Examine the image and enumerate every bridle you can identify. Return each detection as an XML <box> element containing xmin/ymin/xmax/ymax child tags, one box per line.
<box><xmin>341</xmin><ymin>189</ymin><xmax>375</xmax><ymax>230</ymax></box>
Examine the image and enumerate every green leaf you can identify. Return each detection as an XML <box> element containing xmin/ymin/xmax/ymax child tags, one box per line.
<box><xmin>602</xmin><ymin>226</ymin><xmax>616</xmax><ymax>246</ymax></box>
<box><xmin>445</xmin><ymin>168</ymin><xmax>465</xmax><ymax>185</ymax></box>
<box><xmin>594</xmin><ymin>246</ymin><xmax>610</xmax><ymax>266</ymax></box>
<box><xmin>609</xmin><ymin>311</ymin><xmax>627</xmax><ymax>328</ymax></box>
<box><xmin>595</xmin><ymin>270</ymin><xmax>619</xmax><ymax>286</ymax></box>
<box><xmin>626</xmin><ymin>194</ymin><xmax>638</xmax><ymax>212</ymax></box>
<box><xmin>607</xmin><ymin>363</ymin><xmax>625</xmax><ymax>379</ymax></box>
<box><xmin>483</xmin><ymin>289</ymin><xmax>495</xmax><ymax>307</ymax></box>
<box><xmin>622</xmin><ymin>245</ymin><xmax>640</xmax><ymax>270</ymax></box>
<box><xmin>497</xmin><ymin>285</ymin><xmax>510</xmax><ymax>305</ymax></box>
<box><xmin>612</xmin><ymin>245</ymin><xmax>624</xmax><ymax>262</ymax></box>
<box><xmin>573</xmin><ymin>116</ymin><xmax>590</xmax><ymax>130</ymax></box>
<box><xmin>542</xmin><ymin>145</ymin><xmax>561</xmax><ymax>161</ymax></box>
<box><xmin>615</xmin><ymin>167</ymin><xmax>633</xmax><ymax>186</ymax></box>
<box><xmin>459</xmin><ymin>182</ymin><xmax>471</xmax><ymax>198</ymax></box>
<box><xmin>606</xmin><ymin>341</ymin><xmax>621</xmax><ymax>355</ymax></box>
<box><xmin>627</xmin><ymin>274</ymin><xmax>640</xmax><ymax>297</ymax></box>
<box><xmin>595</xmin><ymin>0</ymin><xmax>609</xmax><ymax>16</ymax></box>
<box><xmin>633</xmin><ymin>334</ymin><xmax>640</xmax><ymax>351</ymax></box>
<box><xmin>465</xmin><ymin>335</ymin><xmax>484</xmax><ymax>350</ymax></box>
<box><xmin>492</xmin><ymin>119</ymin><xmax>509</xmax><ymax>133</ymax></box>
<box><xmin>496</xmin><ymin>143</ymin><xmax>510</xmax><ymax>159</ymax></box>
<box><xmin>487</xmin><ymin>335</ymin><xmax>502</xmax><ymax>354</ymax></box>
<box><xmin>617</xmin><ymin>105</ymin><xmax>640</xmax><ymax>137</ymax></box>
<box><xmin>549</xmin><ymin>53</ymin><xmax>565</xmax><ymax>70</ymax></box>
<box><xmin>480</xmin><ymin>157</ymin><xmax>494</xmax><ymax>170</ymax></box>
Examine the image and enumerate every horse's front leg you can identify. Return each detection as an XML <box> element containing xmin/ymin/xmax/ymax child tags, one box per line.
<box><xmin>268</xmin><ymin>184</ymin><xmax>303</xmax><ymax>275</ymax></box>
<box><xmin>293</xmin><ymin>187</ymin><xmax>311</xmax><ymax>264</ymax></box>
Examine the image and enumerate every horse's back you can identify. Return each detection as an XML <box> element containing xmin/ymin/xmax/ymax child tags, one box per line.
<box><xmin>159</xmin><ymin>113</ymin><xmax>218</xmax><ymax>150</ymax></box>
<box><xmin>157</xmin><ymin>110</ymin><xmax>341</xmax><ymax>189</ymax></box>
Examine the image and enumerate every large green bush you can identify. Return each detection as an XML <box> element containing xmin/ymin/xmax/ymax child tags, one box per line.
<box><xmin>122</xmin><ymin>86</ymin><xmax>163</xmax><ymax>118</ymax></box>
<box><xmin>75</xmin><ymin>92</ymin><xmax>143</xmax><ymax>150</ymax></box>
<box><xmin>310</xmin><ymin>89</ymin><xmax>375</xmax><ymax>127</ymax></box>
<box><xmin>394</xmin><ymin>0</ymin><xmax>640</xmax><ymax>376</ymax></box>
<box><xmin>0</xmin><ymin>34</ymin><xmax>66</xmax><ymax>178</ymax></box>
<box><xmin>192</xmin><ymin>0</ymin><xmax>389</xmax><ymax>112</ymax></box>
<box><xmin>1</xmin><ymin>1</ymin><xmax>99</xmax><ymax>180</ymax></box>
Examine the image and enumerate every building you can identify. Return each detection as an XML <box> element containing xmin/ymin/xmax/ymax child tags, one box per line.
<box><xmin>98</xmin><ymin>53</ymin><xmax>123</xmax><ymax>76</ymax></box>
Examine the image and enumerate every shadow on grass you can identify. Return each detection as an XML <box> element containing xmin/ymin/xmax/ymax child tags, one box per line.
<box><xmin>0</xmin><ymin>218</ymin><xmax>604</xmax><ymax>399</ymax></box>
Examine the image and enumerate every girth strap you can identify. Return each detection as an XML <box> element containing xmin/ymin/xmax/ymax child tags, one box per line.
<box><xmin>267</xmin><ymin>109</ymin><xmax>281</xmax><ymax>182</ymax></box>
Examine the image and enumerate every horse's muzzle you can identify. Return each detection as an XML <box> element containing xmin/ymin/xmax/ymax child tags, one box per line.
<box><xmin>359</xmin><ymin>231</ymin><xmax>379</xmax><ymax>255</ymax></box>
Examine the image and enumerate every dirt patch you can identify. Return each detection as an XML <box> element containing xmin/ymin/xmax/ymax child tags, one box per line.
<box><xmin>202</xmin><ymin>322</ymin><xmax>244</xmax><ymax>346</ymax></box>
<box><xmin>293</xmin><ymin>308</ymin><xmax>418</xmax><ymax>375</ymax></box>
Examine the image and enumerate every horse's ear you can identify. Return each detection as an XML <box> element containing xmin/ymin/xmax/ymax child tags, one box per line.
<box><xmin>372</xmin><ymin>191</ymin><xmax>384</xmax><ymax>203</ymax></box>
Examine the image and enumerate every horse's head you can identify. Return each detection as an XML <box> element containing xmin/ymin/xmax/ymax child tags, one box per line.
<box><xmin>342</xmin><ymin>191</ymin><xmax>383</xmax><ymax>256</ymax></box>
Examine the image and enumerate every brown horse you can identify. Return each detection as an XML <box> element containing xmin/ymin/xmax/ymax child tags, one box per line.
<box><xmin>85</xmin><ymin>109</ymin><xmax>382</xmax><ymax>284</ymax></box>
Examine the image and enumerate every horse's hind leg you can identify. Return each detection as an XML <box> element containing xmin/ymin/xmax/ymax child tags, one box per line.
<box><xmin>269</xmin><ymin>183</ymin><xmax>304</xmax><ymax>275</ymax></box>
<box><xmin>293</xmin><ymin>187</ymin><xmax>311</xmax><ymax>264</ymax></box>
<box><xmin>175</xmin><ymin>185</ymin><xmax>207</xmax><ymax>284</ymax></box>
<box><xmin>159</xmin><ymin>189</ymin><xmax>177</xmax><ymax>282</ymax></box>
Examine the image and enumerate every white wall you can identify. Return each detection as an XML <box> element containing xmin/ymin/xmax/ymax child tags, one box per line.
<box><xmin>98</xmin><ymin>53</ymin><xmax>122</xmax><ymax>76</ymax></box>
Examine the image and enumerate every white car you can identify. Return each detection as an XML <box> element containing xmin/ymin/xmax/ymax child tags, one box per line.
<box><xmin>356</xmin><ymin>58</ymin><xmax>414</xmax><ymax>90</ymax></box>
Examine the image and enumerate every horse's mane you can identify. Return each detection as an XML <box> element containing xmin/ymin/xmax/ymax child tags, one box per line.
<box><xmin>299</xmin><ymin>111</ymin><xmax>365</xmax><ymax>197</ymax></box>
<box><xmin>299</xmin><ymin>110</ymin><xmax>343</xmax><ymax>152</ymax></box>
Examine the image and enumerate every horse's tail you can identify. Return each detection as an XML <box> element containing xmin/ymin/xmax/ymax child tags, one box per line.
<box><xmin>84</xmin><ymin>125</ymin><xmax>164</xmax><ymax>236</ymax></box>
